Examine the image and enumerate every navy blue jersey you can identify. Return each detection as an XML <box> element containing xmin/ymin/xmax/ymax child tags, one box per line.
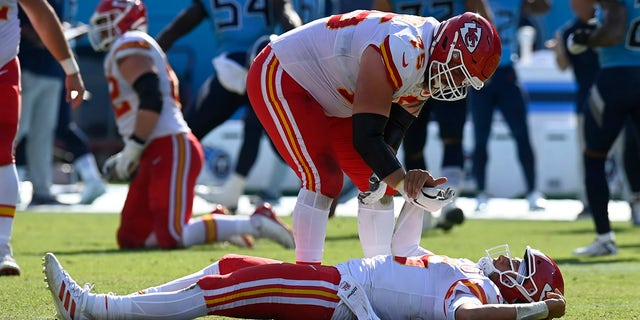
<box><xmin>17</xmin><ymin>0</ymin><xmax>67</xmax><ymax>77</ymax></box>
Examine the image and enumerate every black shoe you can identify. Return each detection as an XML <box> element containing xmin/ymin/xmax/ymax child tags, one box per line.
<box><xmin>436</xmin><ymin>207</ymin><xmax>465</xmax><ymax>231</ymax></box>
<box><xmin>29</xmin><ymin>194</ymin><xmax>67</xmax><ymax>206</ymax></box>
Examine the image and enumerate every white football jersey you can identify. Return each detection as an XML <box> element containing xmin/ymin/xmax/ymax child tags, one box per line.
<box><xmin>103</xmin><ymin>30</ymin><xmax>189</xmax><ymax>140</ymax></box>
<box><xmin>336</xmin><ymin>254</ymin><xmax>503</xmax><ymax>319</ymax></box>
<box><xmin>0</xmin><ymin>0</ymin><xmax>21</xmax><ymax>67</ymax></box>
<box><xmin>270</xmin><ymin>10</ymin><xmax>437</xmax><ymax>118</ymax></box>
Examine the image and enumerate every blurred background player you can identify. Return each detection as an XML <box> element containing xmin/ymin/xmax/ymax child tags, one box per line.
<box><xmin>372</xmin><ymin>0</ymin><xmax>493</xmax><ymax>232</ymax></box>
<box><xmin>569</xmin><ymin>0</ymin><xmax>640</xmax><ymax>256</ymax></box>
<box><xmin>0</xmin><ymin>0</ymin><xmax>85</xmax><ymax>275</ymax></box>
<box><xmin>548</xmin><ymin>0</ymin><xmax>600</xmax><ymax>219</ymax></box>
<box><xmin>551</xmin><ymin>0</ymin><xmax>640</xmax><ymax>225</ymax></box>
<box><xmin>15</xmin><ymin>0</ymin><xmax>72</xmax><ymax>206</ymax></box>
<box><xmin>44</xmin><ymin>244</ymin><xmax>566</xmax><ymax>319</ymax></box>
<box><xmin>89</xmin><ymin>0</ymin><xmax>294</xmax><ymax>251</ymax></box>
<box><xmin>155</xmin><ymin>0</ymin><xmax>302</xmax><ymax>212</ymax></box>
<box><xmin>469</xmin><ymin>0</ymin><xmax>551</xmax><ymax>212</ymax></box>
<box><xmin>55</xmin><ymin>0</ymin><xmax>106</xmax><ymax>205</ymax></box>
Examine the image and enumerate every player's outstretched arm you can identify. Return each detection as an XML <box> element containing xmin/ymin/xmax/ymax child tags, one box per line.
<box><xmin>156</xmin><ymin>1</ymin><xmax>207</xmax><ymax>52</ymax></box>
<box><xmin>455</xmin><ymin>289</ymin><xmax>566</xmax><ymax>320</ymax></box>
<box><xmin>19</xmin><ymin>0</ymin><xmax>85</xmax><ymax>108</ymax></box>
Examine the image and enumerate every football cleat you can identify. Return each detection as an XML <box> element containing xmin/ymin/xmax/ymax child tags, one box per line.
<box><xmin>475</xmin><ymin>192</ymin><xmax>489</xmax><ymax>212</ymax></box>
<box><xmin>210</xmin><ymin>204</ymin><xmax>255</xmax><ymax>248</ymax></box>
<box><xmin>572</xmin><ymin>238</ymin><xmax>618</xmax><ymax>257</ymax></box>
<box><xmin>250</xmin><ymin>203</ymin><xmax>295</xmax><ymax>249</ymax></box>
<box><xmin>0</xmin><ymin>244</ymin><xmax>20</xmax><ymax>276</ymax></box>
<box><xmin>43</xmin><ymin>253</ymin><xmax>92</xmax><ymax>320</ymax></box>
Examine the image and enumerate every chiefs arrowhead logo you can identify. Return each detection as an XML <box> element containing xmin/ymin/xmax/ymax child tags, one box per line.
<box><xmin>460</xmin><ymin>22</ymin><xmax>482</xmax><ymax>53</ymax></box>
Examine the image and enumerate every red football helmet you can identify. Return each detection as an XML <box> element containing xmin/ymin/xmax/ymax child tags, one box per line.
<box><xmin>88</xmin><ymin>0</ymin><xmax>148</xmax><ymax>51</ymax></box>
<box><xmin>427</xmin><ymin>12</ymin><xmax>501</xmax><ymax>101</ymax></box>
<box><xmin>480</xmin><ymin>245</ymin><xmax>564</xmax><ymax>304</ymax></box>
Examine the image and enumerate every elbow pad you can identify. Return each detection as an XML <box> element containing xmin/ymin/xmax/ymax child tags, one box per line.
<box><xmin>352</xmin><ymin>113</ymin><xmax>402</xmax><ymax>179</ymax></box>
<box><xmin>133</xmin><ymin>72</ymin><xmax>163</xmax><ymax>114</ymax></box>
<box><xmin>384</xmin><ymin>103</ymin><xmax>416</xmax><ymax>150</ymax></box>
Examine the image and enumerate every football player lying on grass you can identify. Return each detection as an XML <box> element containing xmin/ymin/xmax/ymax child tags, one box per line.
<box><xmin>44</xmin><ymin>244</ymin><xmax>566</xmax><ymax>320</ymax></box>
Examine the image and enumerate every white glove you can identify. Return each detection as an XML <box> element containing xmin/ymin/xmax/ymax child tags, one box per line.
<box><xmin>401</xmin><ymin>185</ymin><xmax>455</xmax><ymax>212</ymax></box>
<box><xmin>358</xmin><ymin>173</ymin><xmax>387</xmax><ymax>205</ymax></box>
<box><xmin>102</xmin><ymin>139</ymin><xmax>144</xmax><ymax>181</ymax></box>
<box><xmin>566</xmin><ymin>33</ymin><xmax>587</xmax><ymax>55</ymax></box>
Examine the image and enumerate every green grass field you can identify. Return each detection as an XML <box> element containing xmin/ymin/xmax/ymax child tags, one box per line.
<box><xmin>2</xmin><ymin>211</ymin><xmax>640</xmax><ymax>319</ymax></box>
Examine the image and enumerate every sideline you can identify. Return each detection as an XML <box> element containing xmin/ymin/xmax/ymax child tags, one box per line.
<box><xmin>18</xmin><ymin>183</ymin><xmax>633</xmax><ymax>222</ymax></box>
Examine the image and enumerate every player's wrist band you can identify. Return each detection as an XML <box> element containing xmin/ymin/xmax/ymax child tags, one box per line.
<box><xmin>129</xmin><ymin>134</ymin><xmax>146</xmax><ymax>145</ymax></box>
<box><xmin>515</xmin><ymin>301</ymin><xmax>549</xmax><ymax>320</ymax></box>
<box><xmin>59</xmin><ymin>57</ymin><xmax>79</xmax><ymax>75</ymax></box>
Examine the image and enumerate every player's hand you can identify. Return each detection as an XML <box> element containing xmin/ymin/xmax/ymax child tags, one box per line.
<box><xmin>403</xmin><ymin>186</ymin><xmax>455</xmax><ymax>212</ymax></box>
<box><xmin>65</xmin><ymin>73</ymin><xmax>85</xmax><ymax>109</ymax></box>
<box><xmin>401</xmin><ymin>169</ymin><xmax>447</xmax><ymax>199</ymax></box>
<box><xmin>544</xmin><ymin>289</ymin><xmax>566</xmax><ymax>319</ymax></box>
<box><xmin>358</xmin><ymin>173</ymin><xmax>387</xmax><ymax>205</ymax></box>
<box><xmin>102</xmin><ymin>139</ymin><xmax>144</xmax><ymax>181</ymax></box>
<box><xmin>566</xmin><ymin>28</ymin><xmax>591</xmax><ymax>55</ymax></box>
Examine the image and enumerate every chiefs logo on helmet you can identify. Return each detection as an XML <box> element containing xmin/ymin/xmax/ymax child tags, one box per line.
<box><xmin>427</xmin><ymin>12</ymin><xmax>501</xmax><ymax>101</ymax></box>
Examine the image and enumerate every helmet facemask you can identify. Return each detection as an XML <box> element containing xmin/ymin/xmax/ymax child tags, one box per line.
<box><xmin>428</xmin><ymin>26</ymin><xmax>484</xmax><ymax>101</ymax></box>
<box><xmin>481</xmin><ymin>244</ymin><xmax>539</xmax><ymax>303</ymax></box>
<box><xmin>88</xmin><ymin>1</ymin><xmax>148</xmax><ymax>52</ymax></box>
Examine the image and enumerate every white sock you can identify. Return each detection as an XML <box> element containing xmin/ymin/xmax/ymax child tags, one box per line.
<box><xmin>357</xmin><ymin>198</ymin><xmax>395</xmax><ymax>258</ymax></box>
<box><xmin>597</xmin><ymin>232</ymin><xmax>615</xmax><ymax>243</ymax></box>
<box><xmin>137</xmin><ymin>262</ymin><xmax>220</xmax><ymax>294</ymax></box>
<box><xmin>181</xmin><ymin>213</ymin><xmax>253</xmax><ymax>248</ymax></box>
<box><xmin>89</xmin><ymin>285</ymin><xmax>207</xmax><ymax>319</ymax></box>
<box><xmin>293</xmin><ymin>189</ymin><xmax>332</xmax><ymax>264</ymax></box>
<box><xmin>0</xmin><ymin>165</ymin><xmax>18</xmax><ymax>246</ymax></box>
<box><xmin>392</xmin><ymin>202</ymin><xmax>426</xmax><ymax>256</ymax></box>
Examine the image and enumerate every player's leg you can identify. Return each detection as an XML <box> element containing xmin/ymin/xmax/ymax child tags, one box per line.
<box><xmin>55</xmin><ymin>86</ymin><xmax>105</xmax><ymax>204</ymax></box>
<box><xmin>468</xmin><ymin>72</ymin><xmax>497</xmax><ymax>211</ymax></box>
<box><xmin>139</xmin><ymin>133</ymin><xmax>203</xmax><ymax>249</ymax></box>
<box><xmin>200</xmin><ymin>262</ymin><xmax>340</xmax><ymax>319</ymax></box>
<box><xmin>621</xmin><ymin>120</ymin><xmax>640</xmax><ymax>225</ymax></box>
<box><xmin>247</xmin><ymin>46</ymin><xmax>340</xmax><ymax>265</ymax></box>
<box><xmin>44</xmin><ymin>252</ymin><xmax>339</xmax><ymax>320</ymax></box>
<box><xmin>0</xmin><ymin>58</ymin><xmax>21</xmax><ymax>276</ymax></box>
<box><xmin>574</xmin><ymin>68</ymin><xmax>633</xmax><ymax>256</ymax></box>
<box><xmin>139</xmin><ymin>254</ymin><xmax>281</xmax><ymax>294</ymax></box>
<box><xmin>433</xmin><ymin>98</ymin><xmax>467</xmax><ymax>229</ymax></box>
<box><xmin>330</xmin><ymin>117</ymin><xmax>396</xmax><ymax>257</ymax></box>
<box><xmin>21</xmin><ymin>71</ymin><xmax>63</xmax><ymax>204</ymax></box>
<box><xmin>496</xmin><ymin>66</ymin><xmax>543</xmax><ymax>210</ymax></box>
